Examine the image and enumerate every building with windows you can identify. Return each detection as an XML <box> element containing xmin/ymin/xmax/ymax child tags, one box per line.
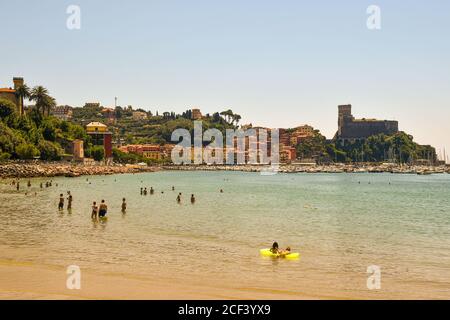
<box><xmin>86</xmin><ymin>122</ymin><xmax>113</xmax><ymax>160</ymax></box>
<box><xmin>51</xmin><ymin>105</ymin><xmax>73</xmax><ymax>120</ymax></box>
<box><xmin>119</xmin><ymin>144</ymin><xmax>164</xmax><ymax>160</ymax></box>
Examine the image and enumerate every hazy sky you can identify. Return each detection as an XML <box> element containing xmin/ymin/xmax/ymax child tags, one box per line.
<box><xmin>1</xmin><ymin>0</ymin><xmax>449</xmax><ymax>159</ymax></box>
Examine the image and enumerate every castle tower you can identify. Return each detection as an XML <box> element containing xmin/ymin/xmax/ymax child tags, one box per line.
<box><xmin>338</xmin><ymin>104</ymin><xmax>352</xmax><ymax>136</ymax></box>
<box><xmin>13</xmin><ymin>77</ymin><xmax>24</xmax><ymax>90</ymax></box>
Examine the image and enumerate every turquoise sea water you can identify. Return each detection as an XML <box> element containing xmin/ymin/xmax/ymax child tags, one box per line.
<box><xmin>1</xmin><ymin>171</ymin><xmax>449</xmax><ymax>299</ymax></box>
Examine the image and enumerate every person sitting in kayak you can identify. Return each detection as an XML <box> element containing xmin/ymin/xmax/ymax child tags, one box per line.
<box><xmin>270</xmin><ymin>242</ymin><xmax>280</xmax><ymax>254</ymax></box>
<box><xmin>279</xmin><ymin>246</ymin><xmax>291</xmax><ymax>256</ymax></box>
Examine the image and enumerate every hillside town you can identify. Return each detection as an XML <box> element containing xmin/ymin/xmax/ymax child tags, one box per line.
<box><xmin>1</xmin><ymin>76</ymin><xmax>448</xmax><ymax>177</ymax></box>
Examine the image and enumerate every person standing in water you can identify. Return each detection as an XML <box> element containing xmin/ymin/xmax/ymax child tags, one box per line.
<box><xmin>176</xmin><ymin>194</ymin><xmax>181</xmax><ymax>203</ymax></box>
<box><xmin>67</xmin><ymin>193</ymin><xmax>73</xmax><ymax>210</ymax></box>
<box><xmin>58</xmin><ymin>194</ymin><xmax>64</xmax><ymax>210</ymax></box>
<box><xmin>99</xmin><ymin>200</ymin><xmax>108</xmax><ymax>218</ymax></box>
<box><xmin>91</xmin><ymin>201</ymin><xmax>98</xmax><ymax>219</ymax></box>
<box><xmin>172</xmin><ymin>186</ymin><xmax>175</xmax><ymax>191</ymax></box>
<box><xmin>121</xmin><ymin>198</ymin><xmax>127</xmax><ymax>213</ymax></box>
<box><xmin>27</xmin><ymin>180</ymin><xmax>31</xmax><ymax>187</ymax></box>
<box><xmin>16</xmin><ymin>182</ymin><xmax>20</xmax><ymax>191</ymax></box>
<box><xmin>191</xmin><ymin>194</ymin><xmax>195</xmax><ymax>204</ymax></box>
<box><xmin>150</xmin><ymin>187</ymin><xmax>154</xmax><ymax>195</ymax></box>
<box><xmin>143</xmin><ymin>188</ymin><xmax>148</xmax><ymax>196</ymax></box>
<box><xmin>140</xmin><ymin>187</ymin><xmax>143</xmax><ymax>195</ymax></box>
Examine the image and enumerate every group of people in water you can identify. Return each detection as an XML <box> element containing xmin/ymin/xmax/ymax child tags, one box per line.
<box><xmin>140</xmin><ymin>185</ymin><xmax>198</xmax><ymax>204</ymax></box>
<box><xmin>58</xmin><ymin>191</ymin><xmax>73</xmax><ymax>210</ymax></box>
<box><xmin>10</xmin><ymin>179</ymin><xmax>58</xmax><ymax>196</ymax></box>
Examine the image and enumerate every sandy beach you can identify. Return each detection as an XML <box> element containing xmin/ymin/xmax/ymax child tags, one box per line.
<box><xmin>0</xmin><ymin>260</ymin><xmax>328</xmax><ymax>300</ymax></box>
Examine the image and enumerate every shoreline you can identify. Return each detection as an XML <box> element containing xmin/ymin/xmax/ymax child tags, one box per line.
<box><xmin>1</xmin><ymin>161</ymin><xmax>449</xmax><ymax>179</ymax></box>
<box><xmin>0</xmin><ymin>162</ymin><xmax>158</xmax><ymax>179</ymax></box>
<box><xmin>163</xmin><ymin>163</ymin><xmax>450</xmax><ymax>175</ymax></box>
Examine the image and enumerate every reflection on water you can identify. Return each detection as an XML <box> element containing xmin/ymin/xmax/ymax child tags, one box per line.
<box><xmin>1</xmin><ymin>171</ymin><xmax>450</xmax><ymax>298</ymax></box>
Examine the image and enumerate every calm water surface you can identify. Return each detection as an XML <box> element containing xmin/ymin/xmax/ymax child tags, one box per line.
<box><xmin>1</xmin><ymin>171</ymin><xmax>449</xmax><ymax>298</ymax></box>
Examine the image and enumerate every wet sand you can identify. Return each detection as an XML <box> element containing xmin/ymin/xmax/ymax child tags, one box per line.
<box><xmin>0</xmin><ymin>261</ymin><xmax>323</xmax><ymax>300</ymax></box>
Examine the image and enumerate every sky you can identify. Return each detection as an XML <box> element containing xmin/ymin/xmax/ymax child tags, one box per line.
<box><xmin>1</xmin><ymin>0</ymin><xmax>449</xmax><ymax>160</ymax></box>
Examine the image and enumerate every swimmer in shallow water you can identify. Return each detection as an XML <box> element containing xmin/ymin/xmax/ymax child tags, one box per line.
<box><xmin>99</xmin><ymin>200</ymin><xmax>108</xmax><ymax>218</ymax></box>
<box><xmin>67</xmin><ymin>193</ymin><xmax>73</xmax><ymax>210</ymax></box>
<box><xmin>91</xmin><ymin>201</ymin><xmax>98</xmax><ymax>219</ymax></box>
<box><xmin>58</xmin><ymin>194</ymin><xmax>64</xmax><ymax>210</ymax></box>
<box><xmin>121</xmin><ymin>198</ymin><xmax>127</xmax><ymax>213</ymax></box>
<box><xmin>191</xmin><ymin>194</ymin><xmax>195</xmax><ymax>204</ymax></box>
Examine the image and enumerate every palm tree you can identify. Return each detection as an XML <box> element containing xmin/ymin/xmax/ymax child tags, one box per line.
<box><xmin>220</xmin><ymin>109</ymin><xmax>234</xmax><ymax>124</ymax></box>
<box><xmin>15</xmin><ymin>84</ymin><xmax>30</xmax><ymax>115</ymax></box>
<box><xmin>232</xmin><ymin>114</ymin><xmax>241</xmax><ymax>128</ymax></box>
<box><xmin>30</xmin><ymin>86</ymin><xmax>56</xmax><ymax>116</ymax></box>
<box><xmin>44</xmin><ymin>95</ymin><xmax>56</xmax><ymax>116</ymax></box>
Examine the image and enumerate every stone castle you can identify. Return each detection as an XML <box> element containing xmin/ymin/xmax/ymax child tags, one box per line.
<box><xmin>335</xmin><ymin>104</ymin><xmax>398</xmax><ymax>141</ymax></box>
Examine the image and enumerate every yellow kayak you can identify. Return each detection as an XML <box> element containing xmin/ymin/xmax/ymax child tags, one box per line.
<box><xmin>260</xmin><ymin>249</ymin><xmax>300</xmax><ymax>260</ymax></box>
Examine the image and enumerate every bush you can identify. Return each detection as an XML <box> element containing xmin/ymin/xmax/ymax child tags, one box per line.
<box><xmin>0</xmin><ymin>152</ymin><xmax>11</xmax><ymax>161</ymax></box>
<box><xmin>0</xmin><ymin>98</ymin><xmax>17</xmax><ymax>119</ymax></box>
<box><xmin>90</xmin><ymin>146</ymin><xmax>105</xmax><ymax>161</ymax></box>
<box><xmin>38</xmin><ymin>140</ymin><xmax>62</xmax><ymax>160</ymax></box>
<box><xmin>15</xmin><ymin>143</ymin><xmax>40</xmax><ymax>159</ymax></box>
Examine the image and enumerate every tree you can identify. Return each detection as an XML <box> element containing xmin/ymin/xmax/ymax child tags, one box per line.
<box><xmin>15</xmin><ymin>143</ymin><xmax>40</xmax><ymax>159</ymax></box>
<box><xmin>38</xmin><ymin>140</ymin><xmax>62</xmax><ymax>160</ymax></box>
<box><xmin>0</xmin><ymin>98</ymin><xmax>17</xmax><ymax>119</ymax></box>
<box><xmin>220</xmin><ymin>109</ymin><xmax>234</xmax><ymax>124</ymax></box>
<box><xmin>14</xmin><ymin>84</ymin><xmax>30</xmax><ymax>115</ymax></box>
<box><xmin>30</xmin><ymin>86</ymin><xmax>56</xmax><ymax>116</ymax></box>
<box><xmin>90</xmin><ymin>146</ymin><xmax>105</xmax><ymax>161</ymax></box>
<box><xmin>232</xmin><ymin>114</ymin><xmax>241</xmax><ymax>127</ymax></box>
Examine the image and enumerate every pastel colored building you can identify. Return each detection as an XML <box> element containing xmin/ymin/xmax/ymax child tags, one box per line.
<box><xmin>73</xmin><ymin>139</ymin><xmax>84</xmax><ymax>161</ymax></box>
<box><xmin>119</xmin><ymin>144</ymin><xmax>164</xmax><ymax>160</ymax></box>
<box><xmin>86</xmin><ymin>122</ymin><xmax>113</xmax><ymax>160</ymax></box>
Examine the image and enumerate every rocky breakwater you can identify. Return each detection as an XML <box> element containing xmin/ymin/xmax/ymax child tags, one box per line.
<box><xmin>0</xmin><ymin>162</ymin><xmax>158</xmax><ymax>178</ymax></box>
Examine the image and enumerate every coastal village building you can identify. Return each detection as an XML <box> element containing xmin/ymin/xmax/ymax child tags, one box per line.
<box><xmin>335</xmin><ymin>104</ymin><xmax>398</xmax><ymax>141</ymax></box>
<box><xmin>51</xmin><ymin>105</ymin><xmax>73</xmax><ymax>121</ymax></box>
<box><xmin>86</xmin><ymin>122</ymin><xmax>113</xmax><ymax>161</ymax></box>
<box><xmin>73</xmin><ymin>139</ymin><xmax>84</xmax><ymax>161</ymax></box>
<box><xmin>132</xmin><ymin>111</ymin><xmax>148</xmax><ymax>121</ymax></box>
<box><xmin>290</xmin><ymin>125</ymin><xmax>315</xmax><ymax>145</ymax></box>
<box><xmin>119</xmin><ymin>144</ymin><xmax>176</xmax><ymax>161</ymax></box>
<box><xmin>101</xmin><ymin>107</ymin><xmax>116</xmax><ymax>124</ymax></box>
<box><xmin>191</xmin><ymin>108</ymin><xmax>203</xmax><ymax>120</ymax></box>
<box><xmin>280</xmin><ymin>146</ymin><xmax>297</xmax><ymax>163</ymax></box>
<box><xmin>0</xmin><ymin>77</ymin><xmax>25</xmax><ymax>115</ymax></box>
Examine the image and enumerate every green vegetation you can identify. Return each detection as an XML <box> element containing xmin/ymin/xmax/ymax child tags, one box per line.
<box><xmin>0</xmin><ymin>84</ymin><xmax>89</xmax><ymax>162</ymax></box>
<box><xmin>295</xmin><ymin>130</ymin><xmax>437</xmax><ymax>164</ymax></box>
<box><xmin>89</xmin><ymin>146</ymin><xmax>105</xmax><ymax>162</ymax></box>
<box><xmin>1</xmin><ymin>81</ymin><xmax>439</xmax><ymax>165</ymax></box>
<box><xmin>72</xmin><ymin>106</ymin><xmax>238</xmax><ymax>145</ymax></box>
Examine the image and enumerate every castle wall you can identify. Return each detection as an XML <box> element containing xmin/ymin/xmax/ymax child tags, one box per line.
<box><xmin>340</xmin><ymin>120</ymin><xmax>398</xmax><ymax>139</ymax></box>
<box><xmin>336</xmin><ymin>104</ymin><xmax>398</xmax><ymax>140</ymax></box>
